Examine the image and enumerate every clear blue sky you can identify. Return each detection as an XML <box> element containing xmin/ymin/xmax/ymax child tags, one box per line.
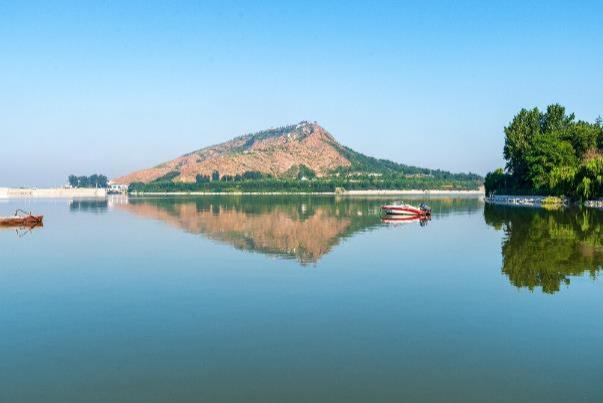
<box><xmin>1</xmin><ymin>0</ymin><xmax>602</xmax><ymax>186</ymax></box>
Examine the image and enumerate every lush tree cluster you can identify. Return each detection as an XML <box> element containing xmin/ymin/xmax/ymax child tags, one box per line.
<box><xmin>281</xmin><ymin>164</ymin><xmax>317</xmax><ymax>180</ymax></box>
<box><xmin>485</xmin><ymin>104</ymin><xmax>603</xmax><ymax>199</ymax></box>
<box><xmin>68</xmin><ymin>174</ymin><xmax>108</xmax><ymax>188</ymax></box>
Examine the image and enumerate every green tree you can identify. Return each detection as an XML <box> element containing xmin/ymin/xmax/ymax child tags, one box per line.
<box><xmin>97</xmin><ymin>175</ymin><xmax>108</xmax><ymax>188</ymax></box>
<box><xmin>549</xmin><ymin>165</ymin><xmax>577</xmax><ymax>195</ymax></box>
<box><xmin>68</xmin><ymin>175</ymin><xmax>78</xmax><ymax>187</ymax></box>
<box><xmin>484</xmin><ymin>168</ymin><xmax>509</xmax><ymax>196</ymax></box>
<box><xmin>541</xmin><ymin>103</ymin><xmax>574</xmax><ymax>134</ymax></box>
<box><xmin>503</xmin><ymin>107</ymin><xmax>541</xmax><ymax>181</ymax></box>
<box><xmin>242</xmin><ymin>171</ymin><xmax>264</xmax><ymax>180</ymax></box>
<box><xmin>575</xmin><ymin>156</ymin><xmax>603</xmax><ymax>200</ymax></box>
<box><xmin>561</xmin><ymin>121</ymin><xmax>599</xmax><ymax>159</ymax></box>
<box><xmin>594</xmin><ymin>116</ymin><xmax>603</xmax><ymax>149</ymax></box>
<box><xmin>196</xmin><ymin>174</ymin><xmax>210</xmax><ymax>184</ymax></box>
<box><xmin>78</xmin><ymin>176</ymin><xmax>89</xmax><ymax>188</ymax></box>
<box><xmin>89</xmin><ymin>174</ymin><xmax>99</xmax><ymax>187</ymax></box>
<box><xmin>524</xmin><ymin>134</ymin><xmax>576</xmax><ymax>192</ymax></box>
<box><xmin>297</xmin><ymin>164</ymin><xmax>316</xmax><ymax>180</ymax></box>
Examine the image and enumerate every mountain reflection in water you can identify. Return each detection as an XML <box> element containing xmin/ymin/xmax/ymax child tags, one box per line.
<box><xmin>117</xmin><ymin>196</ymin><xmax>481</xmax><ymax>264</ymax></box>
<box><xmin>484</xmin><ymin>204</ymin><xmax>603</xmax><ymax>293</ymax></box>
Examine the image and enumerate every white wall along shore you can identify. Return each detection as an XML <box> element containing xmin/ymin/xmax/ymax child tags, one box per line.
<box><xmin>0</xmin><ymin>187</ymin><xmax>107</xmax><ymax>199</ymax></box>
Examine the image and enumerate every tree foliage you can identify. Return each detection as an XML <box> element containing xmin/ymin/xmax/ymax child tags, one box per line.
<box><xmin>68</xmin><ymin>174</ymin><xmax>108</xmax><ymax>188</ymax></box>
<box><xmin>487</xmin><ymin>104</ymin><xmax>603</xmax><ymax>200</ymax></box>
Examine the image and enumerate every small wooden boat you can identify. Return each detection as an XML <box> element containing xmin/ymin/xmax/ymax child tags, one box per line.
<box><xmin>0</xmin><ymin>210</ymin><xmax>44</xmax><ymax>227</ymax></box>
<box><xmin>381</xmin><ymin>202</ymin><xmax>431</xmax><ymax>216</ymax></box>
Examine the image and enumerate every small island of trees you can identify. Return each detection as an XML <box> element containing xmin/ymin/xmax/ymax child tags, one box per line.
<box><xmin>485</xmin><ymin>104</ymin><xmax>603</xmax><ymax>200</ymax></box>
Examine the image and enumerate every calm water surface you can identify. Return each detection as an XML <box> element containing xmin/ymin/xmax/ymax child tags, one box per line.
<box><xmin>1</xmin><ymin>196</ymin><xmax>602</xmax><ymax>402</ymax></box>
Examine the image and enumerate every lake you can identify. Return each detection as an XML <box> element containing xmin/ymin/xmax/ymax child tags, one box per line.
<box><xmin>1</xmin><ymin>195</ymin><xmax>602</xmax><ymax>402</ymax></box>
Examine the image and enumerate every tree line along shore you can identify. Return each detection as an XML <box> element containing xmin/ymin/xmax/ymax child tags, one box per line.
<box><xmin>62</xmin><ymin>169</ymin><xmax>483</xmax><ymax>195</ymax></box>
<box><xmin>127</xmin><ymin>174</ymin><xmax>482</xmax><ymax>194</ymax></box>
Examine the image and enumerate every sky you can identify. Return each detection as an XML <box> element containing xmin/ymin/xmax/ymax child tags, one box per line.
<box><xmin>1</xmin><ymin>0</ymin><xmax>602</xmax><ymax>187</ymax></box>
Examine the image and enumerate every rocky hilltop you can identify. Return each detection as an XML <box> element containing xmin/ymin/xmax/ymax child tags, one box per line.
<box><xmin>114</xmin><ymin>121</ymin><xmax>352</xmax><ymax>184</ymax></box>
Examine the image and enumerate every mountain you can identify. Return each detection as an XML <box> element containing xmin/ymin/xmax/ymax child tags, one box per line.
<box><xmin>114</xmin><ymin>121</ymin><xmax>478</xmax><ymax>184</ymax></box>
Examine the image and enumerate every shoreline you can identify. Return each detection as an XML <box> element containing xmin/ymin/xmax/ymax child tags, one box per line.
<box><xmin>485</xmin><ymin>195</ymin><xmax>565</xmax><ymax>208</ymax></box>
<box><xmin>129</xmin><ymin>189</ymin><xmax>485</xmax><ymax>197</ymax></box>
<box><xmin>1</xmin><ymin>187</ymin><xmax>485</xmax><ymax>199</ymax></box>
<box><xmin>485</xmin><ymin>194</ymin><xmax>603</xmax><ymax>209</ymax></box>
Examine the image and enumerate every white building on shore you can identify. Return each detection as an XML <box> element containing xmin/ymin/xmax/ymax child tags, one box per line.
<box><xmin>108</xmin><ymin>182</ymin><xmax>129</xmax><ymax>194</ymax></box>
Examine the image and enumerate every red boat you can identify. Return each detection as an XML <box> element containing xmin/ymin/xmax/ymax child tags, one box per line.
<box><xmin>381</xmin><ymin>202</ymin><xmax>431</xmax><ymax>216</ymax></box>
<box><xmin>0</xmin><ymin>210</ymin><xmax>44</xmax><ymax>227</ymax></box>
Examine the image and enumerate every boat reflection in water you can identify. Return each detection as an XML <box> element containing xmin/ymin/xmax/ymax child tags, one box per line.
<box><xmin>0</xmin><ymin>221</ymin><xmax>43</xmax><ymax>238</ymax></box>
<box><xmin>484</xmin><ymin>204</ymin><xmax>603</xmax><ymax>294</ymax></box>
<box><xmin>117</xmin><ymin>196</ymin><xmax>479</xmax><ymax>264</ymax></box>
<box><xmin>381</xmin><ymin>215</ymin><xmax>431</xmax><ymax>226</ymax></box>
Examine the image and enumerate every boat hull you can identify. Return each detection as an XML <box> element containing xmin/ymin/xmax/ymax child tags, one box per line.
<box><xmin>0</xmin><ymin>215</ymin><xmax>44</xmax><ymax>227</ymax></box>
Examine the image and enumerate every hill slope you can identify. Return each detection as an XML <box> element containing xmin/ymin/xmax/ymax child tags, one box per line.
<box><xmin>114</xmin><ymin>121</ymin><xmax>479</xmax><ymax>185</ymax></box>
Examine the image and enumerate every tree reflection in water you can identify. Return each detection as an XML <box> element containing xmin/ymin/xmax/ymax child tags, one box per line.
<box><xmin>484</xmin><ymin>204</ymin><xmax>603</xmax><ymax>293</ymax></box>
